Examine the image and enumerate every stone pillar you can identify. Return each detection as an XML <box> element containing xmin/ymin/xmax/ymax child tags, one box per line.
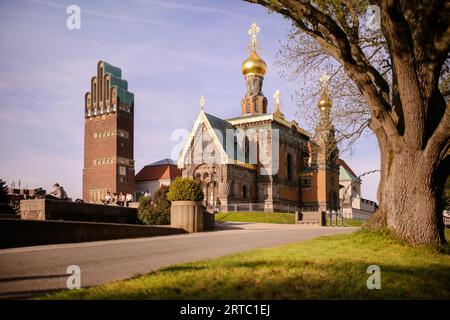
<box><xmin>170</xmin><ymin>201</ymin><xmax>204</xmax><ymax>233</ymax></box>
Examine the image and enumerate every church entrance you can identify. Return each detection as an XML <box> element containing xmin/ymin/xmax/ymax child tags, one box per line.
<box><xmin>193</xmin><ymin>164</ymin><xmax>220</xmax><ymax>208</ymax></box>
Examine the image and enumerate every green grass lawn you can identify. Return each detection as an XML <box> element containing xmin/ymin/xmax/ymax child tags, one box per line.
<box><xmin>216</xmin><ymin>211</ymin><xmax>295</xmax><ymax>224</ymax></box>
<box><xmin>43</xmin><ymin>229</ymin><xmax>450</xmax><ymax>300</ymax></box>
<box><xmin>326</xmin><ymin>218</ymin><xmax>366</xmax><ymax>227</ymax></box>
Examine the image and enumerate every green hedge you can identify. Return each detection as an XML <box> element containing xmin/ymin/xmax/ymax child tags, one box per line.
<box><xmin>167</xmin><ymin>177</ymin><xmax>204</xmax><ymax>202</ymax></box>
<box><xmin>138</xmin><ymin>185</ymin><xmax>171</xmax><ymax>225</ymax></box>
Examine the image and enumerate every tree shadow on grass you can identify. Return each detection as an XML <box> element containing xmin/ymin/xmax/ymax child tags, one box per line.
<box><xmin>75</xmin><ymin>258</ymin><xmax>450</xmax><ymax>300</ymax></box>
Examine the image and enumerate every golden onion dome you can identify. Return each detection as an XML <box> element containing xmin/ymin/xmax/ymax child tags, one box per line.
<box><xmin>241</xmin><ymin>50</ymin><xmax>267</xmax><ymax>77</ymax></box>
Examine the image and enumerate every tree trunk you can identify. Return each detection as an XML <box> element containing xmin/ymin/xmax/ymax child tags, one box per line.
<box><xmin>367</xmin><ymin>143</ymin><xmax>446</xmax><ymax>246</ymax></box>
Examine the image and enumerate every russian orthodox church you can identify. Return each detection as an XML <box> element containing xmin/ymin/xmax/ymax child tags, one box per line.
<box><xmin>177</xmin><ymin>23</ymin><xmax>340</xmax><ymax>213</ymax></box>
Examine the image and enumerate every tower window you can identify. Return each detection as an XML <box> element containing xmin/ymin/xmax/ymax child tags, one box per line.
<box><xmin>245</xmin><ymin>137</ymin><xmax>250</xmax><ymax>163</ymax></box>
<box><xmin>287</xmin><ymin>153</ymin><xmax>293</xmax><ymax>182</ymax></box>
<box><xmin>234</xmin><ymin>136</ymin><xmax>238</xmax><ymax>161</ymax></box>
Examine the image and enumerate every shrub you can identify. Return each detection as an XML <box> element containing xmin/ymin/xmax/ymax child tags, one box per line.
<box><xmin>167</xmin><ymin>177</ymin><xmax>204</xmax><ymax>202</ymax></box>
<box><xmin>138</xmin><ymin>185</ymin><xmax>171</xmax><ymax>225</ymax></box>
<box><xmin>0</xmin><ymin>179</ymin><xmax>15</xmax><ymax>214</ymax></box>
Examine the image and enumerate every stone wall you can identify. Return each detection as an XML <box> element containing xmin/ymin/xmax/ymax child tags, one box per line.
<box><xmin>0</xmin><ymin>219</ymin><xmax>185</xmax><ymax>249</ymax></box>
<box><xmin>20</xmin><ymin>199</ymin><xmax>138</xmax><ymax>224</ymax></box>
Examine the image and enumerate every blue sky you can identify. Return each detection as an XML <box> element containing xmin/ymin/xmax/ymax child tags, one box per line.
<box><xmin>0</xmin><ymin>0</ymin><xmax>380</xmax><ymax>200</ymax></box>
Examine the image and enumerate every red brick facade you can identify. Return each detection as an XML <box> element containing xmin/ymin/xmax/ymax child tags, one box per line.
<box><xmin>82</xmin><ymin>61</ymin><xmax>135</xmax><ymax>203</ymax></box>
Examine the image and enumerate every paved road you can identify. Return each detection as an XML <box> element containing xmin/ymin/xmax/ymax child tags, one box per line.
<box><xmin>0</xmin><ymin>222</ymin><xmax>357</xmax><ymax>299</ymax></box>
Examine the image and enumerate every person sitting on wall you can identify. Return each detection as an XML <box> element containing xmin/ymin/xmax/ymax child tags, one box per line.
<box><xmin>125</xmin><ymin>192</ymin><xmax>133</xmax><ymax>207</ymax></box>
<box><xmin>59</xmin><ymin>185</ymin><xmax>68</xmax><ymax>201</ymax></box>
<box><xmin>118</xmin><ymin>192</ymin><xmax>125</xmax><ymax>207</ymax></box>
<box><xmin>103</xmin><ymin>191</ymin><xmax>112</xmax><ymax>205</ymax></box>
<box><xmin>46</xmin><ymin>183</ymin><xmax>62</xmax><ymax>200</ymax></box>
<box><xmin>111</xmin><ymin>193</ymin><xmax>118</xmax><ymax>206</ymax></box>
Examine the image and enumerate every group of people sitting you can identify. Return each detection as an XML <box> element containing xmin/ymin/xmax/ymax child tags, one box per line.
<box><xmin>103</xmin><ymin>191</ymin><xmax>133</xmax><ymax>207</ymax></box>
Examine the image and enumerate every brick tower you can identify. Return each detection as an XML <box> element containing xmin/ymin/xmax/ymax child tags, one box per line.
<box><xmin>82</xmin><ymin>61</ymin><xmax>135</xmax><ymax>203</ymax></box>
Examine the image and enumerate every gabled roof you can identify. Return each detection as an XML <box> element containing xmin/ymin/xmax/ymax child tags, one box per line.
<box><xmin>204</xmin><ymin>113</ymin><xmax>234</xmax><ymax>152</ymax></box>
<box><xmin>145</xmin><ymin>158</ymin><xmax>177</xmax><ymax>167</ymax></box>
<box><xmin>136</xmin><ymin>159</ymin><xmax>181</xmax><ymax>182</ymax></box>
<box><xmin>177</xmin><ymin>110</ymin><xmax>230</xmax><ymax>169</ymax></box>
<box><xmin>337</xmin><ymin>158</ymin><xmax>359</xmax><ymax>181</ymax></box>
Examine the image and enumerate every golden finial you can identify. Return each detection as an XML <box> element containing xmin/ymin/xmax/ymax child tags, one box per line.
<box><xmin>273</xmin><ymin>89</ymin><xmax>285</xmax><ymax>118</ymax></box>
<box><xmin>199</xmin><ymin>95</ymin><xmax>206</xmax><ymax>110</ymax></box>
<box><xmin>318</xmin><ymin>72</ymin><xmax>332</xmax><ymax>110</ymax></box>
<box><xmin>242</xmin><ymin>22</ymin><xmax>266</xmax><ymax>77</ymax></box>
<box><xmin>248</xmin><ymin>22</ymin><xmax>260</xmax><ymax>52</ymax></box>
<box><xmin>273</xmin><ymin>89</ymin><xmax>281</xmax><ymax>107</ymax></box>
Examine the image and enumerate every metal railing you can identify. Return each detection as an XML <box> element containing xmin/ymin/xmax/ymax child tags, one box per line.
<box><xmin>206</xmin><ymin>203</ymin><xmax>302</xmax><ymax>214</ymax></box>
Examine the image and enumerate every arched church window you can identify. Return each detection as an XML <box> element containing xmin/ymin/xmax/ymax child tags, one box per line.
<box><xmin>234</xmin><ymin>136</ymin><xmax>238</xmax><ymax>161</ymax></box>
<box><xmin>231</xmin><ymin>180</ymin><xmax>235</xmax><ymax>196</ymax></box>
<box><xmin>245</xmin><ymin>137</ymin><xmax>250</xmax><ymax>163</ymax></box>
<box><xmin>242</xmin><ymin>185</ymin><xmax>247</xmax><ymax>199</ymax></box>
<box><xmin>287</xmin><ymin>153</ymin><xmax>293</xmax><ymax>182</ymax></box>
<box><xmin>246</xmin><ymin>100</ymin><xmax>251</xmax><ymax>113</ymax></box>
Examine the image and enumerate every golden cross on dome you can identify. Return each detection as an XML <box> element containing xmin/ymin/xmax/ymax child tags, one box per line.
<box><xmin>199</xmin><ymin>95</ymin><xmax>206</xmax><ymax>110</ymax></box>
<box><xmin>248</xmin><ymin>22</ymin><xmax>260</xmax><ymax>51</ymax></box>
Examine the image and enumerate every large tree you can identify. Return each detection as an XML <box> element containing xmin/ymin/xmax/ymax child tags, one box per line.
<box><xmin>245</xmin><ymin>0</ymin><xmax>450</xmax><ymax>246</ymax></box>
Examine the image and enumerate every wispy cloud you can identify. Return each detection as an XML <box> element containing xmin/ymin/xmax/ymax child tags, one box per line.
<box><xmin>135</xmin><ymin>0</ymin><xmax>249</xmax><ymax>19</ymax></box>
<box><xmin>0</xmin><ymin>0</ymin><xmax>380</xmax><ymax>200</ymax></box>
<box><xmin>26</xmin><ymin>0</ymin><xmax>177</xmax><ymax>27</ymax></box>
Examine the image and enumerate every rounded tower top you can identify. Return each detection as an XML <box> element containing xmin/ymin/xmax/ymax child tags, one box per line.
<box><xmin>241</xmin><ymin>50</ymin><xmax>267</xmax><ymax>77</ymax></box>
<box><xmin>241</xmin><ymin>23</ymin><xmax>267</xmax><ymax>77</ymax></box>
<box><xmin>318</xmin><ymin>90</ymin><xmax>332</xmax><ymax>110</ymax></box>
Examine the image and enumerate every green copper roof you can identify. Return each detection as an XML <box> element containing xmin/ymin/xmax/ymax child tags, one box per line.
<box><xmin>103</xmin><ymin>61</ymin><xmax>122</xmax><ymax>78</ymax></box>
<box><xmin>118</xmin><ymin>88</ymin><xmax>134</xmax><ymax>106</ymax></box>
<box><xmin>339</xmin><ymin>165</ymin><xmax>356</xmax><ymax>181</ymax></box>
<box><xmin>110</xmin><ymin>76</ymin><xmax>128</xmax><ymax>91</ymax></box>
<box><xmin>204</xmin><ymin>112</ymin><xmax>234</xmax><ymax>153</ymax></box>
<box><xmin>102</xmin><ymin>60</ymin><xmax>133</xmax><ymax>106</ymax></box>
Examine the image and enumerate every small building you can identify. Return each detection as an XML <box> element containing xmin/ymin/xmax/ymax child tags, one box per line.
<box><xmin>135</xmin><ymin>158</ymin><xmax>181</xmax><ymax>197</ymax></box>
<box><xmin>337</xmin><ymin>159</ymin><xmax>378</xmax><ymax>220</ymax></box>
